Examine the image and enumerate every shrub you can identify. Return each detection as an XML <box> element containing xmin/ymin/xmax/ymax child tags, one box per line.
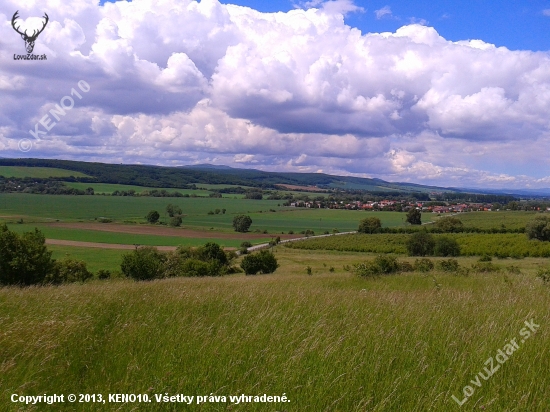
<box><xmin>354</xmin><ymin>255</ymin><xmax>400</xmax><ymax>278</ymax></box>
<box><xmin>239</xmin><ymin>247</ymin><xmax>249</xmax><ymax>255</ymax></box>
<box><xmin>166</xmin><ymin>204</ymin><xmax>182</xmax><ymax>217</ymax></box>
<box><xmin>358</xmin><ymin>217</ymin><xmax>382</xmax><ymax>234</ymax></box>
<box><xmin>97</xmin><ymin>269</ymin><xmax>111</xmax><ymax>280</ymax></box>
<box><xmin>306</xmin><ymin>266</ymin><xmax>312</xmax><ymax>275</ymax></box>
<box><xmin>170</xmin><ymin>216</ymin><xmax>183</xmax><ymax>227</ymax></box>
<box><xmin>435</xmin><ymin>217</ymin><xmax>463</xmax><ymax>233</ymax></box>
<box><xmin>240</xmin><ymin>241</ymin><xmax>252</xmax><ymax>248</ymax></box>
<box><xmin>398</xmin><ymin>261</ymin><xmax>414</xmax><ymax>272</ymax></box>
<box><xmin>241</xmin><ymin>250</ymin><xmax>279</xmax><ymax>275</ymax></box>
<box><xmin>434</xmin><ymin>236</ymin><xmax>460</xmax><ymax>257</ymax></box>
<box><xmin>479</xmin><ymin>254</ymin><xmax>493</xmax><ymax>262</ymax></box>
<box><xmin>121</xmin><ymin>247</ymin><xmax>166</xmax><ymax>281</ymax></box>
<box><xmin>413</xmin><ymin>258</ymin><xmax>434</xmax><ymax>272</ymax></box>
<box><xmin>0</xmin><ymin>224</ymin><xmax>55</xmax><ymax>286</ymax></box>
<box><xmin>180</xmin><ymin>259</ymin><xmax>217</xmax><ymax>277</ymax></box>
<box><xmin>233</xmin><ymin>215</ymin><xmax>252</xmax><ymax>233</ymax></box>
<box><xmin>407</xmin><ymin>232</ymin><xmax>435</xmax><ymax>256</ymax></box>
<box><xmin>47</xmin><ymin>259</ymin><xmax>93</xmax><ymax>284</ymax></box>
<box><xmin>438</xmin><ymin>259</ymin><xmax>460</xmax><ymax>272</ymax></box>
<box><xmin>526</xmin><ymin>215</ymin><xmax>550</xmax><ymax>241</ymax></box>
<box><xmin>196</xmin><ymin>242</ymin><xmax>228</xmax><ymax>266</ymax></box>
<box><xmin>146</xmin><ymin>210</ymin><xmax>160</xmax><ymax>223</ymax></box>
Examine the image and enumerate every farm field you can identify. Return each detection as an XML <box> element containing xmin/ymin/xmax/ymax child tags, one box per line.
<box><xmin>6</xmin><ymin>223</ymin><xmax>266</xmax><ymax>249</ymax></box>
<box><xmin>285</xmin><ymin>232</ymin><xmax>550</xmax><ymax>257</ymax></box>
<box><xmin>0</xmin><ymin>193</ymin><xmax>425</xmax><ymax>236</ymax></box>
<box><xmin>1</xmin><ymin>247</ymin><xmax>549</xmax><ymax>411</ymax></box>
<box><xmin>0</xmin><ymin>166</ymin><xmax>90</xmax><ymax>178</ymax></box>
<box><xmin>443</xmin><ymin>210</ymin><xmax>537</xmax><ymax>230</ymax></box>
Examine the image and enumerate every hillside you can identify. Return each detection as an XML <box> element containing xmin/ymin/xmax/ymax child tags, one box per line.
<box><xmin>0</xmin><ymin>158</ymin><xmax>455</xmax><ymax>194</ymax></box>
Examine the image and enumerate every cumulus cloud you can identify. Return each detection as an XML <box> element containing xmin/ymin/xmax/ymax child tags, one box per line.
<box><xmin>2</xmin><ymin>0</ymin><xmax>550</xmax><ymax>188</ymax></box>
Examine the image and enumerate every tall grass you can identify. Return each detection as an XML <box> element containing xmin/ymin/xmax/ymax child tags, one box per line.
<box><xmin>1</xmin><ymin>248</ymin><xmax>549</xmax><ymax>411</ymax></box>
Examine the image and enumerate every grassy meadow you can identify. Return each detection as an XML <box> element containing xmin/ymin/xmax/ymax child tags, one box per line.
<box><xmin>1</xmin><ymin>248</ymin><xmax>549</xmax><ymax>411</ymax></box>
<box><xmin>0</xmin><ymin>166</ymin><xmax>90</xmax><ymax>178</ymax></box>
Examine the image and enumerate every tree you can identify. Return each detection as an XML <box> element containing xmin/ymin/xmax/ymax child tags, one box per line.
<box><xmin>0</xmin><ymin>224</ymin><xmax>55</xmax><ymax>286</ymax></box>
<box><xmin>166</xmin><ymin>204</ymin><xmax>182</xmax><ymax>217</ymax></box>
<box><xmin>146</xmin><ymin>210</ymin><xmax>160</xmax><ymax>223</ymax></box>
<box><xmin>435</xmin><ymin>217</ymin><xmax>463</xmax><ymax>233</ymax></box>
<box><xmin>240</xmin><ymin>250</ymin><xmax>279</xmax><ymax>275</ymax></box>
<box><xmin>170</xmin><ymin>216</ymin><xmax>182</xmax><ymax>227</ymax></box>
<box><xmin>407</xmin><ymin>231</ymin><xmax>435</xmax><ymax>256</ymax></box>
<box><xmin>526</xmin><ymin>215</ymin><xmax>550</xmax><ymax>241</ymax></box>
<box><xmin>233</xmin><ymin>215</ymin><xmax>252</xmax><ymax>232</ymax></box>
<box><xmin>358</xmin><ymin>217</ymin><xmax>382</xmax><ymax>234</ymax></box>
<box><xmin>244</xmin><ymin>191</ymin><xmax>263</xmax><ymax>200</ymax></box>
<box><xmin>433</xmin><ymin>236</ymin><xmax>460</xmax><ymax>257</ymax></box>
<box><xmin>121</xmin><ymin>247</ymin><xmax>166</xmax><ymax>281</ymax></box>
<box><xmin>406</xmin><ymin>208</ymin><xmax>422</xmax><ymax>225</ymax></box>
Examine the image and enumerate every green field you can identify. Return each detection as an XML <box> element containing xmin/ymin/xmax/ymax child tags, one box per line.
<box><xmin>48</xmin><ymin>246</ymin><xmax>126</xmax><ymax>273</ymax></box>
<box><xmin>285</xmin><ymin>232</ymin><xmax>550</xmax><ymax>257</ymax></box>
<box><xmin>1</xmin><ymin>247</ymin><xmax>549</xmax><ymax>411</ymax></box>
<box><xmin>6</xmin><ymin>224</ymin><xmax>267</xmax><ymax>249</ymax></box>
<box><xmin>64</xmin><ymin>182</ymin><xmax>211</xmax><ymax>196</ymax></box>
<box><xmin>443</xmin><ymin>211</ymin><xmax>537</xmax><ymax>230</ymax></box>
<box><xmin>0</xmin><ymin>166</ymin><xmax>90</xmax><ymax>178</ymax></box>
<box><xmin>0</xmin><ymin>194</ymin><xmax>422</xmax><ymax>235</ymax></box>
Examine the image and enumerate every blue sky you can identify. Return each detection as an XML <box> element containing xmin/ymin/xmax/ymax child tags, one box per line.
<box><xmin>3</xmin><ymin>0</ymin><xmax>550</xmax><ymax>188</ymax></box>
<box><xmin>101</xmin><ymin>0</ymin><xmax>550</xmax><ymax>51</ymax></box>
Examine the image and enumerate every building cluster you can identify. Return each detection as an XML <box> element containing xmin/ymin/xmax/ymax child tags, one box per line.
<box><xmin>288</xmin><ymin>199</ymin><xmax>498</xmax><ymax>212</ymax></box>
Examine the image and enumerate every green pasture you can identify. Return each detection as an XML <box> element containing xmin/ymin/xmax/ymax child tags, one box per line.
<box><xmin>6</xmin><ymin>224</ymin><xmax>264</xmax><ymax>248</ymax></box>
<box><xmin>64</xmin><ymin>182</ymin><xmax>211</xmax><ymax>196</ymax></box>
<box><xmin>443</xmin><ymin>210</ymin><xmax>537</xmax><ymax>230</ymax></box>
<box><xmin>48</xmin><ymin>246</ymin><xmax>126</xmax><ymax>273</ymax></box>
<box><xmin>1</xmin><ymin>247</ymin><xmax>549</xmax><ymax>411</ymax></box>
<box><xmin>0</xmin><ymin>166</ymin><xmax>90</xmax><ymax>178</ymax></box>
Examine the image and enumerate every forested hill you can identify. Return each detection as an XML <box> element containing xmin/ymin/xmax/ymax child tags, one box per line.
<box><xmin>0</xmin><ymin>158</ymin><xmax>452</xmax><ymax>193</ymax></box>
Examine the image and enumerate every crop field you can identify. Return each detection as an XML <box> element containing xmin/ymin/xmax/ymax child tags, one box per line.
<box><xmin>0</xmin><ymin>166</ymin><xmax>90</xmax><ymax>178</ymax></box>
<box><xmin>64</xmin><ymin>182</ymin><xmax>213</xmax><ymax>196</ymax></box>
<box><xmin>0</xmin><ymin>194</ymin><xmax>419</xmax><ymax>236</ymax></box>
<box><xmin>444</xmin><ymin>211</ymin><xmax>537</xmax><ymax>230</ymax></box>
<box><xmin>1</xmin><ymin>247</ymin><xmax>549</xmax><ymax>411</ymax></box>
<box><xmin>285</xmin><ymin>232</ymin><xmax>550</xmax><ymax>257</ymax></box>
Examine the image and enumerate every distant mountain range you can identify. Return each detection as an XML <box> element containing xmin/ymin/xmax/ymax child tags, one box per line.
<box><xmin>0</xmin><ymin>157</ymin><xmax>544</xmax><ymax>198</ymax></box>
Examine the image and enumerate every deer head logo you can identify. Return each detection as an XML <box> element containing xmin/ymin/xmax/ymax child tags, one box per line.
<box><xmin>11</xmin><ymin>11</ymin><xmax>49</xmax><ymax>54</ymax></box>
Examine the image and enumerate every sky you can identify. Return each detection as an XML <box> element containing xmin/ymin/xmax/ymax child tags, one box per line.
<box><xmin>2</xmin><ymin>0</ymin><xmax>550</xmax><ymax>189</ymax></box>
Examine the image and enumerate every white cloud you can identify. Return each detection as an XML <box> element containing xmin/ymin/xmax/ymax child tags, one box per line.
<box><xmin>543</xmin><ymin>9</ymin><xmax>550</xmax><ymax>17</ymax></box>
<box><xmin>374</xmin><ymin>5</ymin><xmax>392</xmax><ymax>20</ymax></box>
<box><xmin>2</xmin><ymin>0</ymin><xmax>550</xmax><ymax>188</ymax></box>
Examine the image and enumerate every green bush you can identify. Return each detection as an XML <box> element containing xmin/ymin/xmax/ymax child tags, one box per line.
<box><xmin>97</xmin><ymin>269</ymin><xmax>111</xmax><ymax>280</ymax></box>
<box><xmin>121</xmin><ymin>247</ymin><xmax>167</xmax><ymax>281</ymax></box>
<box><xmin>438</xmin><ymin>259</ymin><xmax>460</xmax><ymax>272</ymax></box>
<box><xmin>354</xmin><ymin>255</ymin><xmax>400</xmax><ymax>278</ymax></box>
<box><xmin>169</xmin><ymin>216</ymin><xmax>182</xmax><ymax>227</ymax></box>
<box><xmin>241</xmin><ymin>250</ymin><xmax>279</xmax><ymax>275</ymax></box>
<box><xmin>413</xmin><ymin>258</ymin><xmax>434</xmax><ymax>272</ymax></box>
<box><xmin>479</xmin><ymin>254</ymin><xmax>493</xmax><ymax>262</ymax></box>
<box><xmin>47</xmin><ymin>259</ymin><xmax>93</xmax><ymax>284</ymax></box>
<box><xmin>407</xmin><ymin>232</ymin><xmax>435</xmax><ymax>256</ymax></box>
<box><xmin>433</xmin><ymin>236</ymin><xmax>460</xmax><ymax>257</ymax></box>
<box><xmin>358</xmin><ymin>217</ymin><xmax>382</xmax><ymax>234</ymax></box>
<box><xmin>240</xmin><ymin>241</ymin><xmax>252</xmax><ymax>248</ymax></box>
<box><xmin>0</xmin><ymin>224</ymin><xmax>55</xmax><ymax>286</ymax></box>
<box><xmin>146</xmin><ymin>210</ymin><xmax>160</xmax><ymax>223</ymax></box>
<box><xmin>435</xmin><ymin>217</ymin><xmax>463</xmax><ymax>233</ymax></box>
<box><xmin>526</xmin><ymin>215</ymin><xmax>550</xmax><ymax>241</ymax></box>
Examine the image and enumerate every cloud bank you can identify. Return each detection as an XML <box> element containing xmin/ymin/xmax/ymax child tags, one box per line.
<box><xmin>2</xmin><ymin>0</ymin><xmax>550</xmax><ymax>189</ymax></box>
